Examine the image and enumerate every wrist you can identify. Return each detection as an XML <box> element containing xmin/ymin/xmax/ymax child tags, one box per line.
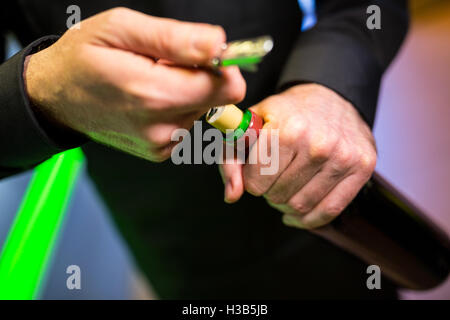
<box><xmin>24</xmin><ymin>52</ymin><xmax>54</xmax><ymax>117</ymax></box>
<box><xmin>23</xmin><ymin>51</ymin><xmax>88</xmax><ymax>148</ymax></box>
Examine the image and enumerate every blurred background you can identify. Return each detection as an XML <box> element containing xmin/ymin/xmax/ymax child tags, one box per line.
<box><xmin>0</xmin><ymin>0</ymin><xmax>449</xmax><ymax>299</ymax></box>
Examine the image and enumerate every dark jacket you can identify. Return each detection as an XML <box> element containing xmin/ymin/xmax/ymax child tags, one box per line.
<box><xmin>0</xmin><ymin>0</ymin><xmax>408</xmax><ymax>298</ymax></box>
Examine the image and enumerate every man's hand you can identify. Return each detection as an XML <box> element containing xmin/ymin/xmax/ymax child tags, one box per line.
<box><xmin>25</xmin><ymin>7</ymin><xmax>246</xmax><ymax>162</ymax></box>
<box><xmin>220</xmin><ymin>84</ymin><xmax>377</xmax><ymax>229</ymax></box>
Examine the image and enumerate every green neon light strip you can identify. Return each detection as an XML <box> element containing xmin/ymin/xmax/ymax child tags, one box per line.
<box><xmin>0</xmin><ymin>148</ymin><xmax>84</xmax><ymax>300</ymax></box>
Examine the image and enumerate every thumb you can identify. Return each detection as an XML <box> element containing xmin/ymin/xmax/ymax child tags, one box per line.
<box><xmin>97</xmin><ymin>8</ymin><xmax>226</xmax><ymax>66</ymax></box>
<box><xmin>219</xmin><ymin>161</ymin><xmax>244</xmax><ymax>204</ymax></box>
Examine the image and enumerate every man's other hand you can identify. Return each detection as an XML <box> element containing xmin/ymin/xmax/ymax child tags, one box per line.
<box><xmin>220</xmin><ymin>84</ymin><xmax>377</xmax><ymax>229</ymax></box>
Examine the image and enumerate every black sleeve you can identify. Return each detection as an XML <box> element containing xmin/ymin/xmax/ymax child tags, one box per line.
<box><xmin>0</xmin><ymin>36</ymin><xmax>71</xmax><ymax>179</ymax></box>
<box><xmin>278</xmin><ymin>0</ymin><xmax>409</xmax><ymax>127</ymax></box>
<box><xmin>0</xmin><ymin>3</ymin><xmax>86</xmax><ymax>179</ymax></box>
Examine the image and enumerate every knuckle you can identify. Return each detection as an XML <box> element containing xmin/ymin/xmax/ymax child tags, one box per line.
<box><xmin>144</xmin><ymin>95</ymin><xmax>172</xmax><ymax>112</ymax></box>
<box><xmin>288</xmin><ymin>200</ymin><xmax>313</xmax><ymax>215</ymax></box>
<box><xmin>281</xmin><ymin>117</ymin><xmax>307</xmax><ymax>145</ymax></box>
<box><xmin>333</xmin><ymin>145</ymin><xmax>354</xmax><ymax>173</ymax></box>
<box><xmin>244</xmin><ymin>179</ymin><xmax>265</xmax><ymax>197</ymax></box>
<box><xmin>355</xmin><ymin>148</ymin><xmax>377</xmax><ymax>178</ymax></box>
<box><xmin>308</xmin><ymin>136</ymin><xmax>334</xmax><ymax>162</ymax></box>
<box><xmin>362</xmin><ymin>150</ymin><xmax>377</xmax><ymax>172</ymax></box>
<box><xmin>118</xmin><ymin>81</ymin><xmax>144</xmax><ymax>100</ymax></box>
<box><xmin>158</xmin><ymin>26</ymin><xmax>177</xmax><ymax>54</ymax></box>
<box><xmin>140</xmin><ymin>85</ymin><xmax>180</xmax><ymax>111</ymax></box>
<box><xmin>146</xmin><ymin>97</ymin><xmax>174</xmax><ymax>112</ymax></box>
<box><xmin>74</xmin><ymin>43</ymin><xmax>96</xmax><ymax>67</ymax></box>
<box><xmin>323</xmin><ymin>204</ymin><xmax>345</xmax><ymax>218</ymax></box>
<box><xmin>105</xmin><ymin>7</ymin><xmax>132</xmax><ymax>24</ymax></box>
<box><xmin>120</xmin><ymin>84</ymin><xmax>172</xmax><ymax>112</ymax></box>
<box><xmin>145</xmin><ymin>126</ymin><xmax>173</xmax><ymax>148</ymax></box>
<box><xmin>266</xmin><ymin>194</ymin><xmax>287</xmax><ymax>205</ymax></box>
